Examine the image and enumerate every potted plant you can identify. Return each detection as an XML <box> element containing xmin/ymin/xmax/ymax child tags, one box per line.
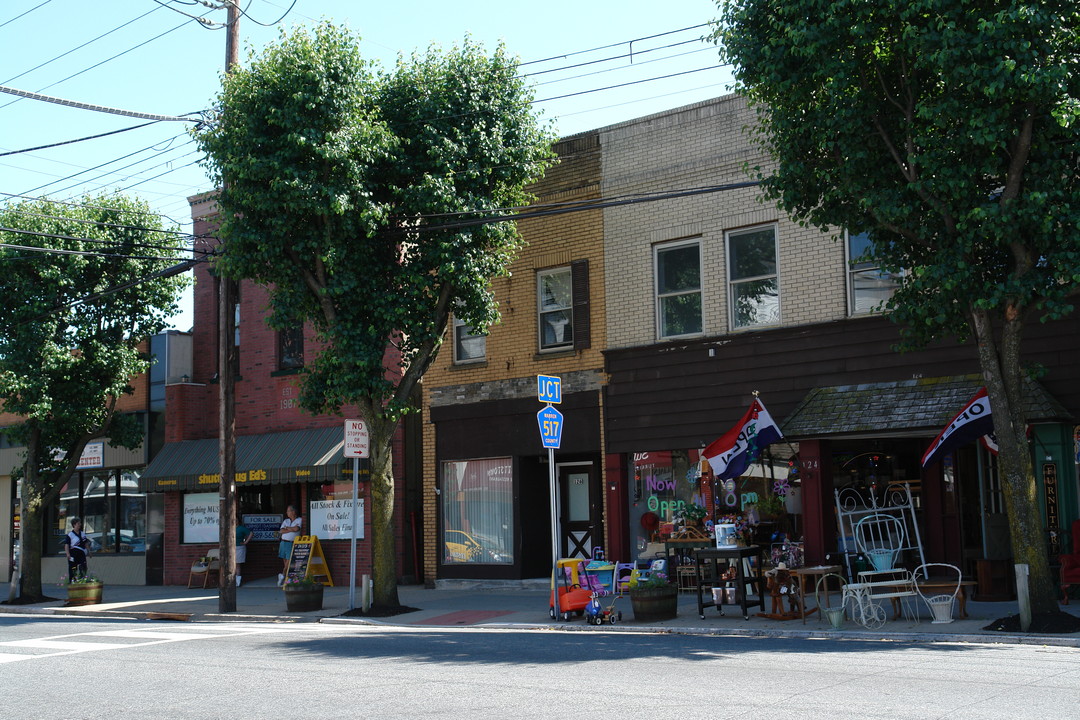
<box><xmin>62</xmin><ymin>574</ymin><xmax>104</xmax><ymax>606</ymax></box>
<box><xmin>282</xmin><ymin>576</ymin><xmax>324</xmax><ymax>612</ymax></box>
<box><xmin>754</xmin><ymin>493</ymin><xmax>787</xmax><ymax>519</ymax></box>
<box><xmin>627</xmin><ymin>568</ymin><xmax>678</xmax><ymax>621</ymax></box>
<box><xmin>676</xmin><ymin>502</ymin><xmax>708</xmax><ymax>528</ymax></box>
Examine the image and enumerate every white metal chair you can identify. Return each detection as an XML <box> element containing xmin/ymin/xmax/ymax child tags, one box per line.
<box><xmin>913</xmin><ymin>562</ymin><xmax>962</xmax><ymax>623</ymax></box>
<box><xmin>853</xmin><ymin>512</ymin><xmax>906</xmax><ymax>571</ymax></box>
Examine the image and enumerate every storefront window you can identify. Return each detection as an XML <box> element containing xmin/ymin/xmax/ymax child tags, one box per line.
<box><xmin>45</xmin><ymin>469</ymin><xmax>148</xmax><ymax>555</ymax></box>
<box><xmin>441</xmin><ymin>458</ymin><xmax>513</xmax><ymax>564</ymax></box>
<box><xmin>630</xmin><ymin>450</ymin><xmax>707</xmax><ymax>553</ymax></box>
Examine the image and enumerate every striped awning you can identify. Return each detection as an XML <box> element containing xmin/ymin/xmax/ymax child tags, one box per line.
<box><xmin>139</xmin><ymin>426</ymin><xmax>347</xmax><ymax>492</ymax></box>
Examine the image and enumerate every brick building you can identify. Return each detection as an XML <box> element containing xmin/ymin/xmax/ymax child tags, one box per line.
<box><xmin>423</xmin><ymin>93</ymin><xmax>1080</xmax><ymax>588</ymax></box>
<box><xmin>138</xmin><ymin>194</ymin><xmax>419</xmax><ymax>586</ymax></box>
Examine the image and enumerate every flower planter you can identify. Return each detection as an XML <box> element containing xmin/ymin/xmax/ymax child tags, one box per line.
<box><xmin>66</xmin><ymin>582</ymin><xmax>104</xmax><ymax>606</ymax></box>
<box><xmin>283</xmin><ymin>583</ymin><xmax>324</xmax><ymax>612</ymax></box>
<box><xmin>629</xmin><ymin>586</ymin><xmax>678</xmax><ymax>622</ymax></box>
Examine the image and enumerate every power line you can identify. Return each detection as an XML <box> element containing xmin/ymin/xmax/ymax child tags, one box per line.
<box><xmin>52</xmin><ymin>140</ymin><xmax>197</xmax><ymax>198</ymax></box>
<box><xmin>0</xmin><ymin>0</ymin><xmax>53</xmax><ymax>31</ymax></box>
<box><xmin>517</xmin><ymin>23</ymin><xmax>711</xmax><ymax>68</ymax></box>
<box><xmin>0</xmin><ymin>84</ymin><xmax>199</xmax><ymax>122</ymax></box>
<box><xmin>535</xmin><ymin>65</ymin><xmax>721</xmax><ymax>104</ymax></box>
<box><xmin>0</xmin><ymin>234</ymin><xmax>192</xmax><ymax>262</ymax></box>
<box><xmin>0</xmin><ymin>121</ymin><xmax>161</xmax><ymax>158</ymax></box>
<box><xmin>0</xmin><ymin>191</ymin><xmax>188</xmax><ymax>226</ymax></box>
<box><xmin>20</xmin><ymin>132</ymin><xmax>193</xmax><ymax>196</ymax></box>
<box><xmin>2</xmin><ymin>5</ymin><xmax>163</xmax><ymax>86</ymax></box>
<box><xmin>151</xmin><ymin>0</ymin><xmax>225</xmax><ymax>29</ymax></box>
<box><xmin>0</xmin><ymin>14</ymin><xmax>205</xmax><ymax>112</ymax></box>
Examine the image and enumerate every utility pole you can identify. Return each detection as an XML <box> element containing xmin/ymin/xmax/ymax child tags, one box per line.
<box><xmin>218</xmin><ymin>0</ymin><xmax>241</xmax><ymax>613</ymax></box>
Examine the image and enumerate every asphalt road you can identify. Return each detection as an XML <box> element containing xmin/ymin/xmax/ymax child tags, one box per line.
<box><xmin>2</xmin><ymin>616</ymin><xmax>1077</xmax><ymax>719</ymax></box>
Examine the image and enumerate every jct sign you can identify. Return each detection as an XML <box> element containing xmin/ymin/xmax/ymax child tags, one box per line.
<box><xmin>344</xmin><ymin>419</ymin><xmax>369</xmax><ymax>459</ymax></box>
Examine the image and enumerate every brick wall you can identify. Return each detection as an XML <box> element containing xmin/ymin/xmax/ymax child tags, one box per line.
<box><xmin>601</xmin><ymin>94</ymin><xmax>848</xmax><ymax>351</ymax></box>
<box><xmin>420</xmin><ymin>131</ymin><xmax>608</xmax><ymax>581</ymax></box>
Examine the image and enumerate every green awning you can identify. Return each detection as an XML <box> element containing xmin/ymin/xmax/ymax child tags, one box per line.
<box><xmin>781</xmin><ymin>374</ymin><xmax>1071</xmax><ymax>440</ymax></box>
<box><xmin>140</xmin><ymin>426</ymin><xmax>347</xmax><ymax>492</ymax></box>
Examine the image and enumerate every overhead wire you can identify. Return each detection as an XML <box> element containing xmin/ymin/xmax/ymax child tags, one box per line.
<box><xmin>52</xmin><ymin>139</ymin><xmax>198</xmax><ymax>198</ymax></box>
<box><xmin>0</xmin><ymin>0</ymin><xmax>53</xmax><ymax>31</ymax></box>
<box><xmin>0</xmin><ymin>121</ymin><xmax>162</xmax><ymax>158</ymax></box>
<box><xmin>2</xmin><ymin>5</ymin><xmax>163</xmax><ymax>86</ymax></box>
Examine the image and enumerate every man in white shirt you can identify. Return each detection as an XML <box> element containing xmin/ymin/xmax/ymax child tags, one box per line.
<box><xmin>278</xmin><ymin>505</ymin><xmax>302</xmax><ymax>585</ymax></box>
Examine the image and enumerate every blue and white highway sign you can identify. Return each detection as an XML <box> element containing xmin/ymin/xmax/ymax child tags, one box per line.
<box><xmin>537</xmin><ymin>374</ymin><xmax>562</xmax><ymax>404</ymax></box>
<box><xmin>537</xmin><ymin>404</ymin><xmax>564</xmax><ymax>449</ymax></box>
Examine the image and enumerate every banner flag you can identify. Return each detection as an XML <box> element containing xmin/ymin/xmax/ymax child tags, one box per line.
<box><xmin>921</xmin><ymin>387</ymin><xmax>995</xmax><ymax>469</ymax></box>
<box><xmin>704</xmin><ymin>397</ymin><xmax>784</xmax><ymax>480</ymax></box>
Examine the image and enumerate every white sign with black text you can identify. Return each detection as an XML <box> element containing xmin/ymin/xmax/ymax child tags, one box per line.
<box><xmin>308</xmin><ymin>498</ymin><xmax>365</xmax><ymax>540</ymax></box>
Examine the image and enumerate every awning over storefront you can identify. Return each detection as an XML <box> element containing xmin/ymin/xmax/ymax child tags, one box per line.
<box><xmin>781</xmin><ymin>374</ymin><xmax>1071</xmax><ymax>440</ymax></box>
<box><xmin>139</xmin><ymin>426</ymin><xmax>346</xmax><ymax>492</ymax></box>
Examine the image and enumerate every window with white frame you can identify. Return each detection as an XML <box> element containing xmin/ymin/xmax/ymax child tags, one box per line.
<box><xmin>538</xmin><ymin>267</ymin><xmax>573</xmax><ymax>350</ymax></box>
<box><xmin>728</xmin><ymin>225</ymin><xmax>779</xmax><ymax>329</ymax></box>
<box><xmin>847</xmin><ymin>231</ymin><xmax>903</xmax><ymax>314</ymax></box>
<box><xmin>655</xmin><ymin>239</ymin><xmax>702</xmax><ymax>339</ymax></box>
<box><xmin>453</xmin><ymin>315</ymin><xmax>486</xmax><ymax>364</ymax></box>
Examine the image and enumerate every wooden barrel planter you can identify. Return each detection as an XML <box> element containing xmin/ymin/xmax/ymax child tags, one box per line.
<box><xmin>283</xmin><ymin>583</ymin><xmax>324</xmax><ymax>612</ymax></box>
<box><xmin>66</xmin><ymin>582</ymin><xmax>104</xmax><ymax>606</ymax></box>
<box><xmin>629</xmin><ymin>586</ymin><xmax>678</xmax><ymax>622</ymax></box>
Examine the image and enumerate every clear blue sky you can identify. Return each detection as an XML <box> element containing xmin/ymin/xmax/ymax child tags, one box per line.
<box><xmin>0</xmin><ymin>0</ymin><xmax>733</xmax><ymax>330</ymax></box>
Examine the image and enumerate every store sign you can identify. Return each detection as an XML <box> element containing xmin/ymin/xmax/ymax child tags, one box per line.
<box><xmin>76</xmin><ymin>442</ymin><xmax>105</xmax><ymax>469</ymax></box>
<box><xmin>183</xmin><ymin>492</ymin><xmax>219</xmax><ymax>544</ymax></box>
<box><xmin>308</xmin><ymin>498</ymin><xmax>364</xmax><ymax>540</ymax></box>
<box><xmin>1044</xmin><ymin>463</ymin><xmax>1060</xmax><ymax>555</ymax></box>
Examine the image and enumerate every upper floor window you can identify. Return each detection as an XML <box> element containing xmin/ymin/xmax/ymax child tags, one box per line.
<box><xmin>278</xmin><ymin>326</ymin><xmax>304</xmax><ymax>370</ymax></box>
<box><xmin>453</xmin><ymin>316</ymin><xmax>486</xmax><ymax>364</ymax></box>
<box><xmin>538</xmin><ymin>267</ymin><xmax>573</xmax><ymax>351</ymax></box>
<box><xmin>655</xmin><ymin>240</ymin><xmax>702</xmax><ymax>339</ymax></box>
<box><xmin>728</xmin><ymin>225</ymin><xmax>779</xmax><ymax>329</ymax></box>
<box><xmin>847</xmin><ymin>231</ymin><xmax>902</xmax><ymax>314</ymax></box>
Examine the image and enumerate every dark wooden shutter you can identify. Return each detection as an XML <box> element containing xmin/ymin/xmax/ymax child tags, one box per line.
<box><xmin>571</xmin><ymin>259</ymin><xmax>591</xmax><ymax>350</ymax></box>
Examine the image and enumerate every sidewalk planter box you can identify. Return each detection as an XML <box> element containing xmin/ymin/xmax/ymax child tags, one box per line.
<box><xmin>66</xmin><ymin>582</ymin><xmax>104</xmax><ymax>606</ymax></box>
<box><xmin>629</xmin><ymin>586</ymin><xmax>678</xmax><ymax>622</ymax></box>
<box><xmin>283</xmin><ymin>583</ymin><xmax>324</xmax><ymax>612</ymax></box>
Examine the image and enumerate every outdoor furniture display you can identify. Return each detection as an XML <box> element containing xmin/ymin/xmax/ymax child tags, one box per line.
<box><xmin>913</xmin><ymin>562</ymin><xmax>962</xmax><ymax>623</ymax></box>
<box><xmin>693</xmin><ymin>545</ymin><xmax>766</xmax><ymax>620</ymax></box>
<box><xmin>1060</xmin><ymin>518</ymin><xmax>1080</xmax><ymax>604</ymax></box>
<box><xmin>834</xmin><ymin>484</ymin><xmax>926</xmax><ymax>579</ymax></box>
<box><xmin>841</xmin><ymin>567</ymin><xmax>918</xmax><ymax>629</ymax></box>
<box><xmin>187</xmin><ymin>548</ymin><xmax>220</xmax><ymax>589</ymax></box>
<box><xmin>791</xmin><ymin>564</ymin><xmax>843</xmax><ymax>624</ymax></box>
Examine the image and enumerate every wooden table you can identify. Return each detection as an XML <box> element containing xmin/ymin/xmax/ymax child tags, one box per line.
<box><xmin>693</xmin><ymin>545</ymin><xmax>766</xmax><ymax>620</ymax></box>
<box><xmin>790</xmin><ymin>564</ymin><xmax>843</xmax><ymax>624</ymax></box>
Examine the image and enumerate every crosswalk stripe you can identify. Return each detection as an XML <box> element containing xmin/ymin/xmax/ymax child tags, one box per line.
<box><xmin>2</xmin><ymin>639</ymin><xmax>130</xmax><ymax>650</ymax></box>
<box><xmin>0</xmin><ymin>653</ymin><xmax>32</xmax><ymax>664</ymax></box>
<box><xmin>83</xmin><ymin>630</ymin><xmax>233</xmax><ymax>640</ymax></box>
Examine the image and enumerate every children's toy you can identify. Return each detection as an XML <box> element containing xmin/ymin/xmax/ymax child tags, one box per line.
<box><xmin>584</xmin><ymin>589</ymin><xmax>622</xmax><ymax>625</ymax></box>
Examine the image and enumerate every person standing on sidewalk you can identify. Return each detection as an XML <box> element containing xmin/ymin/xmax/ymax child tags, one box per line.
<box><xmin>63</xmin><ymin>517</ymin><xmax>92</xmax><ymax>582</ymax></box>
<box><xmin>278</xmin><ymin>505</ymin><xmax>302</xmax><ymax>585</ymax></box>
<box><xmin>235</xmin><ymin>517</ymin><xmax>253</xmax><ymax>586</ymax></box>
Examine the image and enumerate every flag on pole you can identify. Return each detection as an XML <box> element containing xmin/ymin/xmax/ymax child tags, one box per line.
<box><xmin>704</xmin><ymin>397</ymin><xmax>784</xmax><ymax>480</ymax></box>
<box><xmin>921</xmin><ymin>387</ymin><xmax>996</xmax><ymax>469</ymax></box>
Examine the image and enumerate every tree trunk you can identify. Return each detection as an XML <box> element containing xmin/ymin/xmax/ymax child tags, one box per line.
<box><xmin>16</xmin><ymin>469</ymin><xmax>46</xmax><ymax>602</ymax></box>
<box><xmin>972</xmin><ymin>307</ymin><xmax>1057</xmax><ymax>614</ymax></box>
<box><xmin>368</xmin><ymin>417</ymin><xmax>401</xmax><ymax>609</ymax></box>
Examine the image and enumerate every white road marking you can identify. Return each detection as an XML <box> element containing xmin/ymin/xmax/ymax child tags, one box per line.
<box><xmin>0</xmin><ymin>624</ymin><xmax>297</xmax><ymax>663</ymax></box>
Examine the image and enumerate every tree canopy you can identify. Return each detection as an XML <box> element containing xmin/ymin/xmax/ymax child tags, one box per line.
<box><xmin>714</xmin><ymin>0</ymin><xmax>1080</xmax><ymax>616</ymax></box>
<box><xmin>195</xmin><ymin>23</ymin><xmax>554</xmax><ymax>606</ymax></box>
<box><xmin>0</xmin><ymin>193</ymin><xmax>188</xmax><ymax>600</ymax></box>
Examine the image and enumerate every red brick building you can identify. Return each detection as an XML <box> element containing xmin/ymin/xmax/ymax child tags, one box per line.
<box><xmin>140</xmin><ymin>194</ymin><xmax>420</xmax><ymax>586</ymax></box>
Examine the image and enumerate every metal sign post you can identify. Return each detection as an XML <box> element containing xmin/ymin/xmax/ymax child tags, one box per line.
<box><xmin>344</xmin><ymin>419</ymin><xmax>369</xmax><ymax>610</ymax></box>
<box><xmin>536</xmin><ymin>376</ymin><xmax>563</xmax><ymax>618</ymax></box>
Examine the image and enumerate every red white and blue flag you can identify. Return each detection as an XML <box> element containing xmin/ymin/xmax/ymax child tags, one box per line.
<box><xmin>704</xmin><ymin>398</ymin><xmax>784</xmax><ymax>480</ymax></box>
<box><xmin>921</xmin><ymin>387</ymin><xmax>997</xmax><ymax>469</ymax></box>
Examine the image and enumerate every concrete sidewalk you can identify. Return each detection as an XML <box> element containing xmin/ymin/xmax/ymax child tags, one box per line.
<box><xmin>3</xmin><ymin>577</ymin><xmax>1080</xmax><ymax>648</ymax></box>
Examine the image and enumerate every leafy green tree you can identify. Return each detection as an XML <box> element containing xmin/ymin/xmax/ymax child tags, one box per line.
<box><xmin>196</xmin><ymin>24</ymin><xmax>554</xmax><ymax>608</ymax></box>
<box><xmin>714</xmin><ymin>0</ymin><xmax>1080</xmax><ymax>615</ymax></box>
<box><xmin>0</xmin><ymin>194</ymin><xmax>188</xmax><ymax>602</ymax></box>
